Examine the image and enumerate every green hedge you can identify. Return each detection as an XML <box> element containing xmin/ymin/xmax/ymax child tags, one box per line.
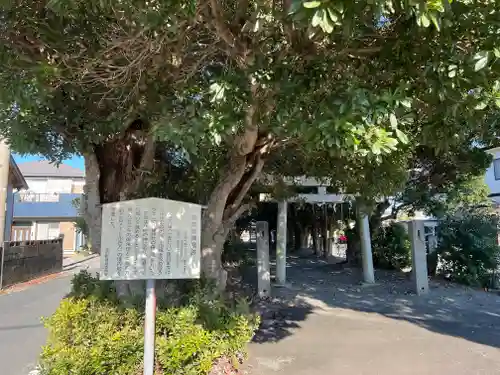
<box><xmin>39</xmin><ymin>272</ymin><xmax>259</xmax><ymax>375</ymax></box>
<box><xmin>436</xmin><ymin>209</ymin><xmax>500</xmax><ymax>287</ymax></box>
<box><xmin>372</xmin><ymin>222</ymin><xmax>412</xmax><ymax>270</ymax></box>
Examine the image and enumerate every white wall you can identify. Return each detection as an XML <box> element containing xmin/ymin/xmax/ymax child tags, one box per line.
<box><xmin>24</xmin><ymin>177</ymin><xmax>83</xmax><ymax>194</ymax></box>
<box><xmin>35</xmin><ymin>222</ymin><xmax>60</xmax><ymax>240</ymax></box>
<box><xmin>26</xmin><ymin>179</ymin><xmax>47</xmax><ymax>193</ymax></box>
<box><xmin>485</xmin><ymin>148</ymin><xmax>500</xmax><ymax>203</ymax></box>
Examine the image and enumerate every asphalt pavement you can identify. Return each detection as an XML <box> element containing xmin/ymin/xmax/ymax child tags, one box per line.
<box><xmin>0</xmin><ymin>256</ymin><xmax>100</xmax><ymax>375</ymax></box>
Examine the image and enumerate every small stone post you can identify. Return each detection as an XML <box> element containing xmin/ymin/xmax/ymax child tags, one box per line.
<box><xmin>408</xmin><ymin>220</ymin><xmax>429</xmax><ymax>295</ymax></box>
<box><xmin>256</xmin><ymin>221</ymin><xmax>271</xmax><ymax>297</ymax></box>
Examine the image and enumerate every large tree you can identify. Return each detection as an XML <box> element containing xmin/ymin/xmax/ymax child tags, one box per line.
<box><xmin>0</xmin><ymin>0</ymin><xmax>499</xmax><ymax>287</ymax></box>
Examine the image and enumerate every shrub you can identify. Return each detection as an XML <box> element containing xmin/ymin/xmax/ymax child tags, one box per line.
<box><xmin>372</xmin><ymin>222</ymin><xmax>412</xmax><ymax>270</ymax></box>
<box><xmin>436</xmin><ymin>208</ymin><xmax>500</xmax><ymax>287</ymax></box>
<box><xmin>39</xmin><ymin>272</ymin><xmax>259</xmax><ymax>375</ymax></box>
<box><xmin>69</xmin><ymin>270</ymin><xmax>118</xmax><ymax>302</ymax></box>
<box><xmin>222</xmin><ymin>241</ymin><xmax>255</xmax><ymax>266</ymax></box>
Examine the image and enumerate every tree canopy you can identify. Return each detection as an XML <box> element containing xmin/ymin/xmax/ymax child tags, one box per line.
<box><xmin>0</xmin><ymin>0</ymin><xmax>499</xmax><ymax>283</ymax></box>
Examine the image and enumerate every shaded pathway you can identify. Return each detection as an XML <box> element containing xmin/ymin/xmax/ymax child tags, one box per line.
<box><xmin>245</xmin><ymin>255</ymin><xmax>500</xmax><ymax>375</ymax></box>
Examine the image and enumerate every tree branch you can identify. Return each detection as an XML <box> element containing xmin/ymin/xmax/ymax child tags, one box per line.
<box><xmin>380</xmin><ymin>202</ymin><xmax>411</xmax><ymax>221</ymax></box>
<box><xmin>204</xmin><ymin>153</ymin><xmax>248</xmax><ymax>228</ymax></box>
<box><xmin>208</xmin><ymin>0</ymin><xmax>238</xmax><ymax>49</ymax></box>
<box><xmin>224</xmin><ymin>153</ymin><xmax>265</xmax><ymax>220</ymax></box>
<box><xmin>234</xmin><ymin>86</ymin><xmax>259</xmax><ymax>156</ymax></box>
<box><xmin>225</xmin><ymin>202</ymin><xmax>255</xmax><ymax>230</ymax></box>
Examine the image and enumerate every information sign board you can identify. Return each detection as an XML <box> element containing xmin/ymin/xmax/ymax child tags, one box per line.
<box><xmin>100</xmin><ymin>198</ymin><xmax>201</xmax><ymax>280</ymax></box>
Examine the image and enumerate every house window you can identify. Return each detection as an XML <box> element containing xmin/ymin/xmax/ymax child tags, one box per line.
<box><xmin>48</xmin><ymin>223</ymin><xmax>60</xmax><ymax>239</ymax></box>
<box><xmin>494</xmin><ymin>159</ymin><xmax>500</xmax><ymax>180</ymax></box>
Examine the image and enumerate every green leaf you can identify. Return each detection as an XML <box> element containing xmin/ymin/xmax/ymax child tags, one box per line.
<box><xmin>386</xmin><ymin>138</ymin><xmax>399</xmax><ymax>150</ymax></box>
<box><xmin>303</xmin><ymin>1</ymin><xmax>321</xmax><ymax>8</ymax></box>
<box><xmin>474</xmin><ymin>101</ymin><xmax>487</xmax><ymax>110</ymax></box>
<box><xmin>494</xmin><ymin>48</ymin><xmax>500</xmax><ymax>59</ymax></box>
<box><xmin>333</xmin><ymin>2</ymin><xmax>344</xmax><ymax>13</ymax></box>
<box><xmin>311</xmin><ymin>10</ymin><xmax>322</xmax><ymax>27</ymax></box>
<box><xmin>395</xmin><ymin>129</ymin><xmax>409</xmax><ymax>144</ymax></box>
<box><xmin>420</xmin><ymin>13</ymin><xmax>430</xmax><ymax>27</ymax></box>
<box><xmin>321</xmin><ymin>11</ymin><xmax>333</xmax><ymax>33</ymax></box>
<box><xmin>448</xmin><ymin>64</ymin><xmax>457</xmax><ymax>78</ymax></box>
<box><xmin>371</xmin><ymin>142</ymin><xmax>381</xmax><ymax>155</ymax></box>
<box><xmin>327</xmin><ymin>8</ymin><xmax>338</xmax><ymax>23</ymax></box>
<box><xmin>429</xmin><ymin>12</ymin><xmax>440</xmax><ymax>30</ymax></box>
<box><xmin>474</xmin><ymin>51</ymin><xmax>489</xmax><ymax>72</ymax></box>
<box><xmin>389</xmin><ymin>113</ymin><xmax>397</xmax><ymax>128</ymax></box>
<box><xmin>496</xmin><ymin>98</ymin><xmax>500</xmax><ymax>109</ymax></box>
<box><xmin>400</xmin><ymin>99</ymin><xmax>412</xmax><ymax>109</ymax></box>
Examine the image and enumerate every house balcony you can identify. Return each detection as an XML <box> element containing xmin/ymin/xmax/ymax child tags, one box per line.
<box><xmin>13</xmin><ymin>192</ymin><xmax>82</xmax><ymax>219</ymax></box>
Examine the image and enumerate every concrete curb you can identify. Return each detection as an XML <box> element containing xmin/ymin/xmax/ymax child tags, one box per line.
<box><xmin>63</xmin><ymin>253</ymin><xmax>98</xmax><ymax>269</ymax></box>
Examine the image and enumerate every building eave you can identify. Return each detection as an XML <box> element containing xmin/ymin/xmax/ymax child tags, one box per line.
<box><xmin>483</xmin><ymin>145</ymin><xmax>500</xmax><ymax>154</ymax></box>
<box><xmin>9</xmin><ymin>156</ymin><xmax>28</xmax><ymax>190</ymax></box>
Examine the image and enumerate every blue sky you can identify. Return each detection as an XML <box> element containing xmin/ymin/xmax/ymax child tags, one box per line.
<box><xmin>13</xmin><ymin>154</ymin><xmax>85</xmax><ymax>170</ymax></box>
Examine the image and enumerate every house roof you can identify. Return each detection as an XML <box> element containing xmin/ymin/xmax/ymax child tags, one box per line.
<box><xmin>9</xmin><ymin>156</ymin><xmax>28</xmax><ymax>189</ymax></box>
<box><xmin>18</xmin><ymin>160</ymin><xmax>85</xmax><ymax>178</ymax></box>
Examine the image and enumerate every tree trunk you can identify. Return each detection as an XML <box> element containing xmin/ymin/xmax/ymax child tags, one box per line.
<box><xmin>312</xmin><ymin>227</ymin><xmax>319</xmax><ymax>255</ymax></box>
<box><xmin>321</xmin><ymin>207</ymin><xmax>328</xmax><ymax>258</ymax></box>
<box><xmin>294</xmin><ymin>224</ymin><xmax>302</xmax><ymax>251</ymax></box>
<box><xmin>80</xmin><ymin>121</ymin><xmax>156</xmax><ymax>301</ymax></box>
<box><xmin>199</xmin><ymin>130</ymin><xmax>271</xmax><ymax>289</ymax></box>
<box><xmin>346</xmin><ymin>229</ymin><xmax>361</xmax><ymax>266</ymax></box>
<box><xmin>82</xmin><ymin>152</ymin><xmax>102</xmax><ymax>254</ymax></box>
<box><xmin>200</xmin><ymin>220</ymin><xmax>227</xmax><ymax>289</ymax></box>
<box><xmin>301</xmin><ymin>227</ymin><xmax>310</xmax><ymax>248</ymax></box>
<box><xmin>369</xmin><ymin>200</ymin><xmax>391</xmax><ymax>237</ymax></box>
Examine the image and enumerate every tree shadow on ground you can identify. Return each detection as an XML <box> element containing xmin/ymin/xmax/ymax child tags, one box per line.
<box><xmin>244</xmin><ymin>251</ymin><xmax>500</xmax><ymax>349</ymax></box>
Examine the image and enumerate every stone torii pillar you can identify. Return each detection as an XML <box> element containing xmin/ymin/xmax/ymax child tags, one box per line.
<box><xmin>357</xmin><ymin>206</ymin><xmax>375</xmax><ymax>284</ymax></box>
<box><xmin>276</xmin><ymin>200</ymin><xmax>287</xmax><ymax>285</ymax></box>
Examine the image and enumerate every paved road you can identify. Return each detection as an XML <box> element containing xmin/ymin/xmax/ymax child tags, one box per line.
<box><xmin>0</xmin><ymin>256</ymin><xmax>100</xmax><ymax>375</ymax></box>
<box><xmin>245</xmin><ymin>256</ymin><xmax>500</xmax><ymax>375</ymax></box>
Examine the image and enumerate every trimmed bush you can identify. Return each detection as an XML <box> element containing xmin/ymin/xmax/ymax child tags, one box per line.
<box><xmin>372</xmin><ymin>222</ymin><xmax>412</xmax><ymax>270</ymax></box>
<box><xmin>436</xmin><ymin>208</ymin><xmax>500</xmax><ymax>287</ymax></box>
<box><xmin>39</xmin><ymin>272</ymin><xmax>259</xmax><ymax>375</ymax></box>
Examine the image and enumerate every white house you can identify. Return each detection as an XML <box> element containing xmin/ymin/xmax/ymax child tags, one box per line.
<box><xmin>484</xmin><ymin>147</ymin><xmax>500</xmax><ymax>205</ymax></box>
<box><xmin>11</xmin><ymin>161</ymin><xmax>86</xmax><ymax>253</ymax></box>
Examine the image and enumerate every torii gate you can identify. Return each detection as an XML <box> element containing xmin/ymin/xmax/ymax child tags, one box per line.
<box><xmin>258</xmin><ymin>176</ymin><xmax>375</xmax><ymax>286</ymax></box>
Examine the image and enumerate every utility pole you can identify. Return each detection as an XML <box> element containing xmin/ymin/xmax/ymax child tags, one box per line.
<box><xmin>0</xmin><ymin>141</ymin><xmax>11</xmax><ymax>244</ymax></box>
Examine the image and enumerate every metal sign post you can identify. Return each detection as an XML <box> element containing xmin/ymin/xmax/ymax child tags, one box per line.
<box><xmin>99</xmin><ymin>198</ymin><xmax>202</xmax><ymax>375</ymax></box>
<box><xmin>144</xmin><ymin>279</ymin><xmax>156</xmax><ymax>375</ymax></box>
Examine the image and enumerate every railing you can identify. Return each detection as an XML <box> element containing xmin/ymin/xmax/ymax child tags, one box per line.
<box><xmin>17</xmin><ymin>192</ymin><xmax>60</xmax><ymax>203</ymax></box>
<box><xmin>13</xmin><ymin>192</ymin><xmax>82</xmax><ymax>219</ymax></box>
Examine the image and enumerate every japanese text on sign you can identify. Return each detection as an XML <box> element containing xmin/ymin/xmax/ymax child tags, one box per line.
<box><xmin>100</xmin><ymin>198</ymin><xmax>201</xmax><ymax>280</ymax></box>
